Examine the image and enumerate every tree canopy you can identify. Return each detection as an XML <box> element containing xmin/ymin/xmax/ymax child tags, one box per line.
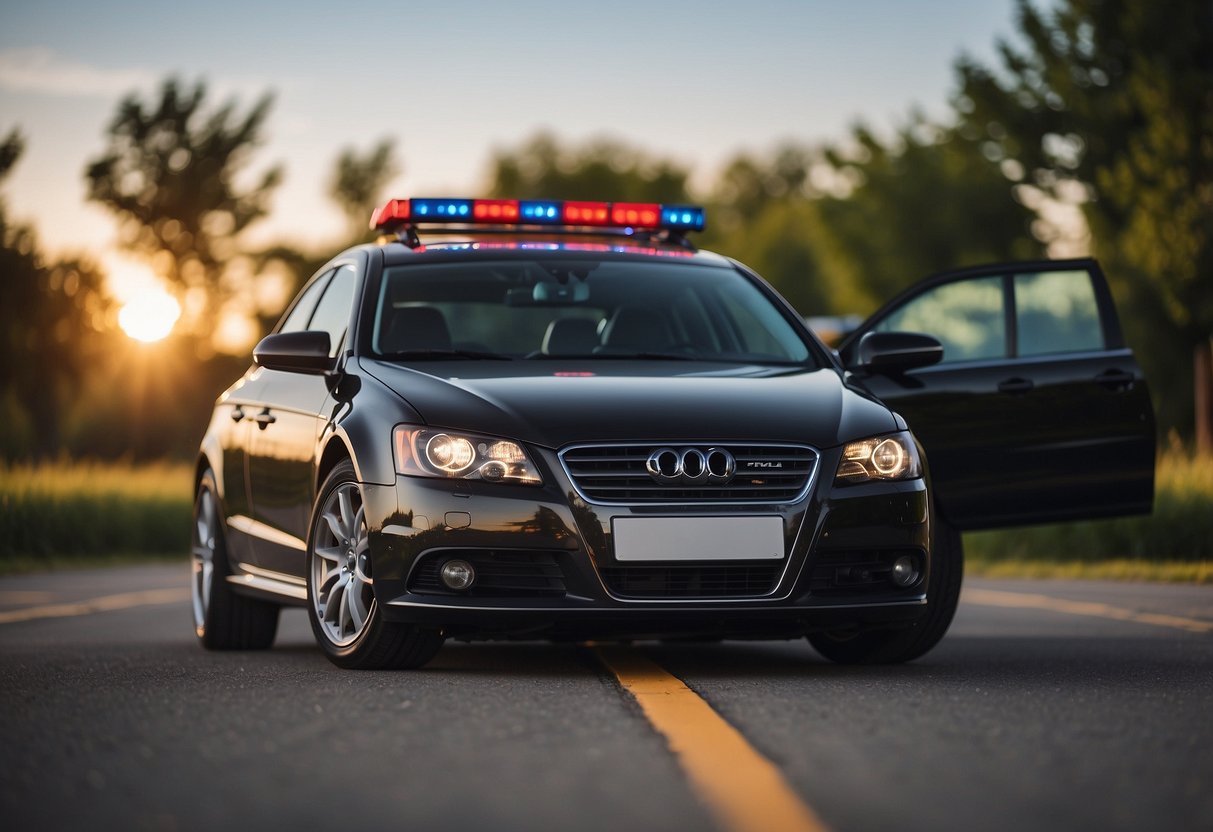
<box><xmin>85</xmin><ymin>78</ymin><xmax>283</xmax><ymax>327</ymax></box>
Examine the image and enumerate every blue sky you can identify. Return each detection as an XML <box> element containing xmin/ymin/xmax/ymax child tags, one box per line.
<box><xmin>1</xmin><ymin>0</ymin><xmax>1020</xmax><ymax>257</ymax></box>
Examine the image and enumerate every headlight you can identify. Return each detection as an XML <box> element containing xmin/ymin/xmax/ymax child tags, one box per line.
<box><xmin>834</xmin><ymin>431</ymin><xmax>921</xmax><ymax>485</ymax></box>
<box><xmin>393</xmin><ymin>426</ymin><xmax>542</xmax><ymax>485</ymax></box>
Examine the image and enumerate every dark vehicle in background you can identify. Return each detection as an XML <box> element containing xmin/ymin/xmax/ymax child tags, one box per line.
<box><xmin>190</xmin><ymin>198</ymin><xmax>1154</xmax><ymax>669</ymax></box>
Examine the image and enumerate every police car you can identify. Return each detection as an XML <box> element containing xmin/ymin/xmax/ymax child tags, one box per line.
<box><xmin>191</xmin><ymin>197</ymin><xmax>1155</xmax><ymax>668</ymax></box>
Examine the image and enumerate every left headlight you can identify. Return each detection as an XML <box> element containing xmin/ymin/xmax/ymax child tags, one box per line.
<box><xmin>834</xmin><ymin>431</ymin><xmax>921</xmax><ymax>485</ymax></box>
<box><xmin>393</xmin><ymin>426</ymin><xmax>542</xmax><ymax>485</ymax></box>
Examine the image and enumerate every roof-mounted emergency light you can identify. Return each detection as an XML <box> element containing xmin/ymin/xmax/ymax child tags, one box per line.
<box><xmin>370</xmin><ymin>198</ymin><xmax>706</xmax><ymax>234</ymax></box>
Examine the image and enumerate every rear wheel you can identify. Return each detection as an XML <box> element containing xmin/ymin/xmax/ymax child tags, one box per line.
<box><xmin>191</xmin><ymin>469</ymin><xmax>280</xmax><ymax>649</ymax></box>
<box><xmin>306</xmin><ymin>460</ymin><xmax>444</xmax><ymax>669</ymax></box>
<box><xmin>808</xmin><ymin>514</ymin><xmax>963</xmax><ymax>665</ymax></box>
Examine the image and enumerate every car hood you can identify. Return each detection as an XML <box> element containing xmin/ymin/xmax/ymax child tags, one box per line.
<box><xmin>361</xmin><ymin>359</ymin><xmax>896</xmax><ymax>450</ymax></box>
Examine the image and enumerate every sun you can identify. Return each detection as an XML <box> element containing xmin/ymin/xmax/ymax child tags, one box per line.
<box><xmin>119</xmin><ymin>289</ymin><xmax>181</xmax><ymax>342</ymax></box>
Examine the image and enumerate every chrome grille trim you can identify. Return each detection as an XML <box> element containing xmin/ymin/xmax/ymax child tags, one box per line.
<box><xmin>559</xmin><ymin>442</ymin><xmax>819</xmax><ymax>506</ymax></box>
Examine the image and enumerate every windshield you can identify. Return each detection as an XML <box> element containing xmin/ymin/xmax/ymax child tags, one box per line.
<box><xmin>371</xmin><ymin>259</ymin><xmax>815</xmax><ymax>365</ymax></box>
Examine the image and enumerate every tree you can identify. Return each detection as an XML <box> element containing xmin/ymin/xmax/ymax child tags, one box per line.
<box><xmin>0</xmin><ymin>129</ymin><xmax>116</xmax><ymax>458</ymax></box>
<box><xmin>329</xmin><ymin>138</ymin><xmax>399</xmax><ymax>239</ymax></box>
<box><xmin>954</xmin><ymin>0</ymin><xmax>1213</xmax><ymax>449</ymax></box>
<box><xmin>700</xmin><ymin>121</ymin><xmax>1038</xmax><ymax>319</ymax></box>
<box><xmin>812</xmin><ymin>117</ymin><xmax>1040</xmax><ymax>306</ymax></box>
<box><xmin>486</xmin><ymin>132</ymin><xmax>691</xmax><ymax>203</ymax></box>
<box><xmin>84</xmin><ymin>77</ymin><xmax>283</xmax><ymax>332</ymax></box>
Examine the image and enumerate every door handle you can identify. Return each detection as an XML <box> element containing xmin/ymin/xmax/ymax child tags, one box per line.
<box><xmin>1094</xmin><ymin>369</ymin><xmax>1136</xmax><ymax>392</ymax></box>
<box><xmin>997</xmin><ymin>377</ymin><xmax>1034</xmax><ymax>395</ymax></box>
<box><xmin>253</xmin><ymin>408</ymin><xmax>277</xmax><ymax>430</ymax></box>
<box><xmin>230</xmin><ymin>407</ymin><xmax>245</xmax><ymax>422</ymax></box>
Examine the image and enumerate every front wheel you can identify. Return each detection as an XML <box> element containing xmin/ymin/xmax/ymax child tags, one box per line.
<box><xmin>808</xmin><ymin>514</ymin><xmax>963</xmax><ymax>665</ymax></box>
<box><xmin>306</xmin><ymin>460</ymin><xmax>444</xmax><ymax>669</ymax></box>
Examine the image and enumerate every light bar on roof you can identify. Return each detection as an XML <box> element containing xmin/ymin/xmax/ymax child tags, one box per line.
<box><xmin>370</xmin><ymin>198</ymin><xmax>705</xmax><ymax>233</ymax></box>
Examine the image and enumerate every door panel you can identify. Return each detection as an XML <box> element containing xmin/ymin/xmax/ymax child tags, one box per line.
<box><xmin>842</xmin><ymin>259</ymin><xmax>1155</xmax><ymax>530</ymax></box>
<box><xmin>246</xmin><ymin>371</ymin><xmax>330</xmax><ymax>576</ymax></box>
<box><xmin>245</xmin><ymin>262</ymin><xmax>359</xmax><ymax>577</ymax></box>
<box><xmin>216</xmin><ymin>371</ymin><xmax>264</xmax><ymax>565</ymax></box>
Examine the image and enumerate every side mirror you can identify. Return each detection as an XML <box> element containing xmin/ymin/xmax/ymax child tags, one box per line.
<box><xmin>854</xmin><ymin>331</ymin><xmax>943</xmax><ymax>374</ymax></box>
<box><xmin>253</xmin><ymin>331</ymin><xmax>333</xmax><ymax>374</ymax></box>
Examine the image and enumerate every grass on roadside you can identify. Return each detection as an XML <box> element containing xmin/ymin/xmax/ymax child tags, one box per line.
<box><xmin>965</xmin><ymin>556</ymin><xmax>1213</xmax><ymax>584</ymax></box>
<box><xmin>0</xmin><ymin>460</ymin><xmax>194</xmax><ymax>570</ymax></box>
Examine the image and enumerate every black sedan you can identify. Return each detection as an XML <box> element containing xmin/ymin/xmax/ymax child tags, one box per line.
<box><xmin>191</xmin><ymin>198</ymin><xmax>1155</xmax><ymax>669</ymax></box>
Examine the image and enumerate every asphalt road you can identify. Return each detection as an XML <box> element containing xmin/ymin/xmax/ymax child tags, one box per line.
<box><xmin>1</xmin><ymin>565</ymin><xmax>1210</xmax><ymax>832</ymax></box>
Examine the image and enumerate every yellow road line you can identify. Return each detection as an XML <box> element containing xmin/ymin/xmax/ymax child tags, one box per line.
<box><xmin>0</xmin><ymin>588</ymin><xmax>189</xmax><ymax>625</ymax></box>
<box><xmin>596</xmin><ymin>646</ymin><xmax>829</xmax><ymax>832</ymax></box>
<box><xmin>964</xmin><ymin>588</ymin><xmax>1213</xmax><ymax>634</ymax></box>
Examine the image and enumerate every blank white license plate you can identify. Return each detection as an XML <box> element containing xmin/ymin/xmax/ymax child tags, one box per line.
<box><xmin>611</xmin><ymin>516</ymin><xmax>784</xmax><ymax>562</ymax></box>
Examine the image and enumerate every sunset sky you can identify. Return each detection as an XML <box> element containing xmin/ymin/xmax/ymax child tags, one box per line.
<box><xmin>2</xmin><ymin>0</ymin><xmax>1017</xmax><ymax>261</ymax></box>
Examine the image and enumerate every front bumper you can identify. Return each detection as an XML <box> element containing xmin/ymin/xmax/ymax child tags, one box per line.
<box><xmin>363</xmin><ymin>445</ymin><xmax>931</xmax><ymax>640</ymax></box>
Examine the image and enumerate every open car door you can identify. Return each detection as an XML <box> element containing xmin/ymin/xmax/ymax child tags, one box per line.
<box><xmin>838</xmin><ymin>258</ymin><xmax>1155</xmax><ymax>531</ymax></box>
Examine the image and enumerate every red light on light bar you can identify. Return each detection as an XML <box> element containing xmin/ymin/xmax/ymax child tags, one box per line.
<box><xmin>370</xmin><ymin>198</ymin><xmax>410</xmax><ymax>230</ymax></box>
<box><xmin>564</xmin><ymin>201</ymin><xmax>610</xmax><ymax>225</ymax></box>
<box><xmin>472</xmin><ymin>199</ymin><xmax>520</xmax><ymax>221</ymax></box>
<box><xmin>611</xmin><ymin>202</ymin><xmax>660</xmax><ymax>227</ymax></box>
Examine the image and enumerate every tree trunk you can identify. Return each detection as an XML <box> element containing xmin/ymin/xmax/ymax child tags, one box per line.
<box><xmin>1197</xmin><ymin>337</ymin><xmax>1213</xmax><ymax>456</ymax></box>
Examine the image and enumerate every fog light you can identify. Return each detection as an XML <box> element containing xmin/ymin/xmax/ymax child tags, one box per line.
<box><xmin>890</xmin><ymin>555</ymin><xmax>920</xmax><ymax>587</ymax></box>
<box><xmin>439</xmin><ymin>559</ymin><xmax>475</xmax><ymax>591</ymax></box>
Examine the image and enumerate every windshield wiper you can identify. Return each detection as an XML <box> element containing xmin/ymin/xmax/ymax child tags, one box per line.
<box><xmin>381</xmin><ymin>348</ymin><xmax>513</xmax><ymax>361</ymax></box>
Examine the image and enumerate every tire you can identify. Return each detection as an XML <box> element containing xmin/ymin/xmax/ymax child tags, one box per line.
<box><xmin>807</xmin><ymin>513</ymin><xmax>963</xmax><ymax>665</ymax></box>
<box><xmin>191</xmin><ymin>469</ymin><xmax>280</xmax><ymax>650</ymax></box>
<box><xmin>306</xmin><ymin>460</ymin><xmax>444</xmax><ymax>669</ymax></box>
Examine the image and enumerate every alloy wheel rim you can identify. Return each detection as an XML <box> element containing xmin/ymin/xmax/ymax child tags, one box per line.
<box><xmin>191</xmin><ymin>488</ymin><xmax>216</xmax><ymax>631</ymax></box>
<box><xmin>311</xmin><ymin>482</ymin><xmax>374</xmax><ymax>647</ymax></box>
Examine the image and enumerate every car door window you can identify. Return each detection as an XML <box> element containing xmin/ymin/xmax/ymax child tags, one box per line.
<box><xmin>875</xmin><ymin>276</ymin><xmax>1006</xmax><ymax>363</ymax></box>
<box><xmin>279</xmin><ymin>270</ymin><xmax>333</xmax><ymax>333</ymax></box>
<box><xmin>1014</xmin><ymin>269</ymin><xmax>1104</xmax><ymax>357</ymax></box>
<box><xmin>306</xmin><ymin>265</ymin><xmax>357</xmax><ymax>357</ymax></box>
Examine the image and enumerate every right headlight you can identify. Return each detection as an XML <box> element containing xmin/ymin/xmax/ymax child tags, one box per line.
<box><xmin>393</xmin><ymin>426</ymin><xmax>542</xmax><ymax>485</ymax></box>
<box><xmin>834</xmin><ymin>431</ymin><xmax>922</xmax><ymax>485</ymax></box>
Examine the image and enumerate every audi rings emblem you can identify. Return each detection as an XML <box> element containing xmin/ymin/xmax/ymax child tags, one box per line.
<box><xmin>645</xmin><ymin>447</ymin><xmax>736</xmax><ymax>486</ymax></box>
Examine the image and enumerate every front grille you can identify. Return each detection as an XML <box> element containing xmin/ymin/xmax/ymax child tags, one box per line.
<box><xmin>807</xmin><ymin>549</ymin><xmax>925</xmax><ymax>596</ymax></box>
<box><xmin>560</xmin><ymin>443</ymin><xmax>818</xmax><ymax>504</ymax></box>
<box><xmin>599</xmin><ymin>562</ymin><xmax>781</xmax><ymax>599</ymax></box>
<box><xmin>408</xmin><ymin>549</ymin><xmax>567</xmax><ymax>598</ymax></box>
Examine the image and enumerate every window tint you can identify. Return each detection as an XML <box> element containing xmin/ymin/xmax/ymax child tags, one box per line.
<box><xmin>1014</xmin><ymin>270</ymin><xmax>1103</xmax><ymax>357</ymax></box>
<box><xmin>876</xmin><ymin>276</ymin><xmax>1006</xmax><ymax>363</ymax></box>
<box><xmin>279</xmin><ymin>270</ymin><xmax>332</xmax><ymax>333</ymax></box>
<box><xmin>307</xmin><ymin>265</ymin><xmax>357</xmax><ymax>357</ymax></box>
<box><xmin>374</xmin><ymin>260</ymin><xmax>814</xmax><ymax>364</ymax></box>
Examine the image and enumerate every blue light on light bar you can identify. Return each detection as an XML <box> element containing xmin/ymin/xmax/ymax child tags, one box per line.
<box><xmin>519</xmin><ymin>200</ymin><xmax>562</xmax><ymax>223</ymax></box>
<box><xmin>411</xmin><ymin>198</ymin><xmax>473</xmax><ymax>219</ymax></box>
<box><xmin>661</xmin><ymin>205</ymin><xmax>705</xmax><ymax>231</ymax></box>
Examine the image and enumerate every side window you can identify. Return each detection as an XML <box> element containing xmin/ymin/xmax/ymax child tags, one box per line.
<box><xmin>278</xmin><ymin>270</ymin><xmax>333</xmax><ymax>333</ymax></box>
<box><xmin>876</xmin><ymin>276</ymin><xmax>1006</xmax><ymax>363</ymax></box>
<box><xmin>1014</xmin><ymin>270</ymin><xmax>1104</xmax><ymax>357</ymax></box>
<box><xmin>307</xmin><ymin>265</ymin><xmax>357</xmax><ymax>357</ymax></box>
